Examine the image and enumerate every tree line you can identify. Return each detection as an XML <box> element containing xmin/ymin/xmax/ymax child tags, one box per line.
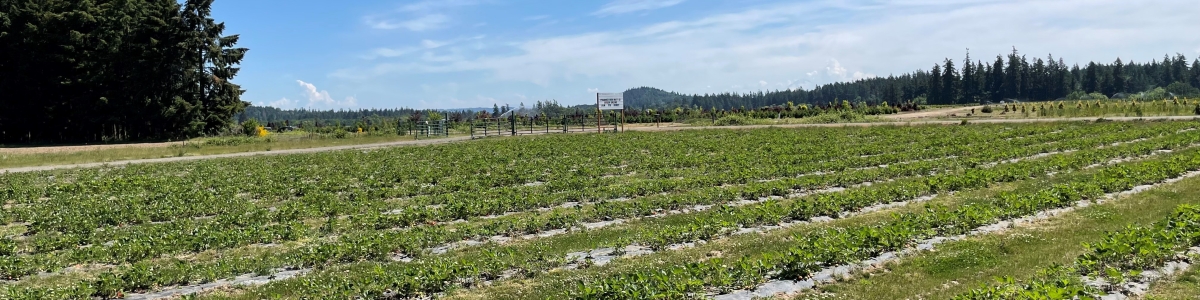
<box><xmin>627</xmin><ymin>49</ymin><xmax>1200</xmax><ymax>110</ymax></box>
<box><xmin>0</xmin><ymin>0</ymin><xmax>246</xmax><ymax>144</ymax></box>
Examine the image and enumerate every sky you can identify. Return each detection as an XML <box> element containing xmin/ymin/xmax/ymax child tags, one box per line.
<box><xmin>212</xmin><ymin>0</ymin><xmax>1200</xmax><ymax>110</ymax></box>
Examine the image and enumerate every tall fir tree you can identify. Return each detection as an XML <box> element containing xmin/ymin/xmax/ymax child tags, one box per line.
<box><xmin>962</xmin><ymin>50</ymin><xmax>977</xmax><ymax>103</ymax></box>
<box><xmin>1112</xmin><ymin>58</ymin><xmax>1126</xmax><ymax>95</ymax></box>
<box><xmin>1004</xmin><ymin>48</ymin><xmax>1023</xmax><ymax>99</ymax></box>
<box><xmin>941</xmin><ymin>58</ymin><xmax>960</xmax><ymax>104</ymax></box>
<box><xmin>1084</xmin><ymin>62</ymin><xmax>1100</xmax><ymax>93</ymax></box>
<box><xmin>928</xmin><ymin>64</ymin><xmax>943</xmax><ymax>104</ymax></box>
<box><xmin>989</xmin><ymin>55</ymin><xmax>1005</xmax><ymax>102</ymax></box>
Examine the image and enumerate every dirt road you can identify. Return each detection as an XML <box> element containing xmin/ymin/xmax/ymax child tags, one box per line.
<box><xmin>883</xmin><ymin>105</ymin><xmax>985</xmax><ymax>120</ymax></box>
<box><xmin>0</xmin><ymin>141</ymin><xmax>188</xmax><ymax>155</ymax></box>
<box><xmin>3</xmin><ymin>114</ymin><xmax>1197</xmax><ymax>174</ymax></box>
<box><xmin>1</xmin><ymin>137</ymin><xmax>471</xmax><ymax>174</ymax></box>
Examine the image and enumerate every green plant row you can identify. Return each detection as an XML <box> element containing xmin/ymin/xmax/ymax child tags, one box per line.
<box><xmin>559</xmin><ymin>149</ymin><xmax>1200</xmax><ymax>299</ymax></box>
<box><xmin>0</xmin><ymin>122</ymin><xmax>1194</xmax><ymax>299</ymax></box>
<box><xmin>122</xmin><ymin>125</ymin><xmax>1200</xmax><ymax>300</ymax></box>
<box><xmin>954</xmin><ymin>203</ymin><xmax>1200</xmax><ymax>300</ymax></box>
<box><xmin>3</xmin><ymin>124</ymin><xmax>1028</xmax><ymax>237</ymax></box>
<box><xmin>0</xmin><ymin>123</ymin><xmax>1123</xmax><ymax>271</ymax></box>
<box><xmin>0</xmin><ymin>121</ymin><xmax>1118</xmax><ymax>283</ymax></box>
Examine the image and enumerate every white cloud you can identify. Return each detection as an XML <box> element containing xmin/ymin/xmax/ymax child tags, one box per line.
<box><xmin>400</xmin><ymin>0</ymin><xmax>485</xmax><ymax>12</ymax></box>
<box><xmin>296</xmin><ymin>80</ymin><xmax>358</xmax><ymax>108</ymax></box>
<box><xmin>339</xmin><ymin>0</ymin><xmax>1200</xmax><ymax>107</ymax></box>
<box><xmin>595</xmin><ymin>0</ymin><xmax>686</xmax><ymax>16</ymax></box>
<box><xmin>367</xmin><ymin>14</ymin><xmax>449</xmax><ymax>31</ymax></box>
<box><xmin>421</xmin><ymin>39</ymin><xmax>449</xmax><ymax>49</ymax></box>
<box><xmin>269</xmin><ymin>98</ymin><xmax>299</xmax><ymax>108</ymax></box>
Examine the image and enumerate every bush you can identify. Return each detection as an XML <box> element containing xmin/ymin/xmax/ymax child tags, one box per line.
<box><xmin>1194</xmin><ymin>103</ymin><xmax>1200</xmax><ymax>115</ymax></box>
<box><xmin>1166</xmin><ymin>82</ymin><xmax>1200</xmax><ymax>97</ymax></box>
<box><xmin>980</xmin><ymin>106</ymin><xmax>994</xmax><ymax>113</ymax></box>
<box><xmin>714</xmin><ymin>115</ymin><xmax>751</xmax><ymax>126</ymax></box>
<box><xmin>333</xmin><ymin>129</ymin><xmax>349</xmax><ymax>139</ymax></box>
<box><xmin>241</xmin><ymin>119</ymin><xmax>261</xmax><ymax>136</ymax></box>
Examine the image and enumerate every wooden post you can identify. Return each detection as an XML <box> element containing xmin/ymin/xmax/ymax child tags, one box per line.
<box><xmin>596</xmin><ymin>93</ymin><xmax>601</xmax><ymax>133</ymax></box>
<box><xmin>620</xmin><ymin>109</ymin><xmax>625</xmax><ymax>132</ymax></box>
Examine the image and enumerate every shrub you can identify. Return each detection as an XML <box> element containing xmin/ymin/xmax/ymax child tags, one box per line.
<box><xmin>1195</xmin><ymin>103</ymin><xmax>1200</xmax><ymax>115</ymax></box>
<box><xmin>333</xmin><ymin>129</ymin><xmax>349</xmax><ymax>139</ymax></box>
<box><xmin>980</xmin><ymin>106</ymin><xmax>994</xmax><ymax>113</ymax></box>
<box><xmin>241</xmin><ymin>119</ymin><xmax>261</xmax><ymax>136</ymax></box>
<box><xmin>714</xmin><ymin>115</ymin><xmax>751</xmax><ymax>126</ymax></box>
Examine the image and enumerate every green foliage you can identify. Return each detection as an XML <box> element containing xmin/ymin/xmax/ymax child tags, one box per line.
<box><xmin>333</xmin><ymin>129</ymin><xmax>349</xmax><ymax>139</ymax></box>
<box><xmin>0</xmin><ymin>0</ymin><xmax>248</xmax><ymax>143</ymax></box>
<box><xmin>714</xmin><ymin>115</ymin><xmax>752</xmax><ymax>126</ymax></box>
<box><xmin>981</xmin><ymin>106</ymin><xmax>994</xmax><ymax>113</ymax></box>
<box><xmin>3</xmin><ymin>121</ymin><xmax>1200</xmax><ymax>298</ymax></box>
<box><xmin>204</xmin><ymin>136</ymin><xmax>258</xmax><ymax>146</ymax></box>
<box><xmin>241</xmin><ymin>119</ymin><xmax>261</xmax><ymax>137</ymax></box>
<box><xmin>1166</xmin><ymin>82</ymin><xmax>1200</xmax><ymax>97</ymax></box>
<box><xmin>426</xmin><ymin>111</ymin><xmax>444</xmax><ymax>121</ymax></box>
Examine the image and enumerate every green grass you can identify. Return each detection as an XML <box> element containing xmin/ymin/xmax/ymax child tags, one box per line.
<box><xmin>788</xmin><ymin>175</ymin><xmax>1200</xmax><ymax>300</ymax></box>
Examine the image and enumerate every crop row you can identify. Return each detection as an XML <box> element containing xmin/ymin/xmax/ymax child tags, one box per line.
<box><xmin>0</xmin><ymin>121</ymin><xmax>1183</xmax><ymax>283</ymax></box>
<box><xmin>558</xmin><ymin>148</ymin><xmax>1200</xmax><ymax>299</ymax></box>
<box><xmin>36</xmin><ymin>124</ymin><xmax>1193</xmax><ymax>299</ymax></box>
<box><xmin>954</xmin><ymin>203</ymin><xmax>1200</xmax><ymax>299</ymax></box>
<box><xmin>0</xmin><ymin>123</ymin><xmax>1137</xmax><ymax>268</ymax></box>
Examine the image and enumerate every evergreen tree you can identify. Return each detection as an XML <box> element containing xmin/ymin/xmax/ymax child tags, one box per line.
<box><xmin>928</xmin><ymin>64</ymin><xmax>943</xmax><ymax>104</ymax></box>
<box><xmin>1004</xmin><ymin>48</ymin><xmax>1023</xmax><ymax>99</ymax></box>
<box><xmin>962</xmin><ymin>50</ymin><xmax>977</xmax><ymax>103</ymax></box>
<box><xmin>1084</xmin><ymin>62</ymin><xmax>1100</xmax><ymax>93</ymax></box>
<box><xmin>1192</xmin><ymin>59</ymin><xmax>1200</xmax><ymax>89</ymax></box>
<box><xmin>942</xmin><ymin>58</ymin><xmax>960</xmax><ymax>104</ymax></box>
<box><xmin>1112</xmin><ymin>58</ymin><xmax>1126</xmax><ymax>95</ymax></box>
<box><xmin>989</xmin><ymin>55</ymin><xmax>1005</xmax><ymax>102</ymax></box>
<box><xmin>0</xmin><ymin>0</ymin><xmax>247</xmax><ymax>143</ymax></box>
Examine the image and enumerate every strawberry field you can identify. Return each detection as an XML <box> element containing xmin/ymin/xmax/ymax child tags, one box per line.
<box><xmin>3</xmin><ymin>120</ymin><xmax>1200</xmax><ymax>299</ymax></box>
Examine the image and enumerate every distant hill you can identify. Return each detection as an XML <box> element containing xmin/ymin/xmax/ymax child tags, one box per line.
<box><xmin>623</xmin><ymin>87</ymin><xmax>690</xmax><ymax>109</ymax></box>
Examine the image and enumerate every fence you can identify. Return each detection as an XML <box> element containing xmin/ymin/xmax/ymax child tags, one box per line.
<box><xmin>471</xmin><ymin>115</ymin><xmax>621</xmax><ymax>139</ymax></box>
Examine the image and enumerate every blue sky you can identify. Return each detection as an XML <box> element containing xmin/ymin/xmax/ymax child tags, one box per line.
<box><xmin>213</xmin><ymin>0</ymin><xmax>1200</xmax><ymax>110</ymax></box>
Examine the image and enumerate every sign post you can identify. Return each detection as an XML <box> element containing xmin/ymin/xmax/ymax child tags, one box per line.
<box><xmin>597</xmin><ymin>92</ymin><xmax>624</xmax><ymax>132</ymax></box>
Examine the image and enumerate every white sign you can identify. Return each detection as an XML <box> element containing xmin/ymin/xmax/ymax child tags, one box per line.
<box><xmin>597</xmin><ymin>93</ymin><xmax>624</xmax><ymax>110</ymax></box>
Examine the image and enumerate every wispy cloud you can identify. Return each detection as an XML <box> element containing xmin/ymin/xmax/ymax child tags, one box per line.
<box><xmin>400</xmin><ymin>0</ymin><xmax>486</xmax><ymax>13</ymax></box>
<box><xmin>365</xmin><ymin>14</ymin><xmax>449</xmax><ymax>31</ymax></box>
<box><xmin>332</xmin><ymin>0</ymin><xmax>1200</xmax><ymax>108</ymax></box>
<box><xmin>365</xmin><ymin>0</ymin><xmax>487</xmax><ymax>31</ymax></box>
<box><xmin>594</xmin><ymin>0</ymin><xmax>686</xmax><ymax>16</ymax></box>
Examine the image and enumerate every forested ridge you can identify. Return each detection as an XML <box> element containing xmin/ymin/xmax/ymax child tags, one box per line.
<box><xmin>627</xmin><ymin>49</ymin><xmax>1200</xmax><ymax>110</ymax></box>
<box><xmin>0</xmin><ymin>0</ymin><xmax>246</xmax><ymax>144</ymax></box>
